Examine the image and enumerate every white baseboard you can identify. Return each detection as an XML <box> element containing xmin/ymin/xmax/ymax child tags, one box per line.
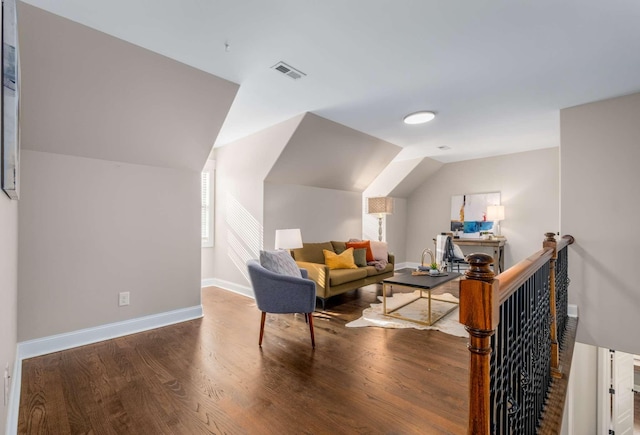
<box><xmin>6</xmin><ymin>352</ymin><xmax>21</xmax><ymax>435</ymax></box>
<box><xmin>202</xmin><ymin>278</ymin><xmax>253</xmax><ymax>299</ymax></box>
<box><xmin>17</xmin><ymin>305</ymin><xmax>203</xmax><ymax>361</ymax></box>
<box><xmin>6</xmin><ymin>305</ymin><xmax>202</xmax><ymax>435</ymax></box>
<box><xmin>397</xmin><ymin>262</ymin><xmax>418</xmax><ymax>270</ymax></box>
<box><xmin>568</xmin><ymin>304</ymin><xmax>578</xmax><ymax>318</ymax></box>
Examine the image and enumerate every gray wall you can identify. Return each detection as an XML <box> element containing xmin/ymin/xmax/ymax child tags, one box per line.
<box><xmin>18</xmin><ymin>151</ymin><xmax>202</xmax><ymax>340</ymax></box>
<box><xmin>406</xmin><ymin>148</ymin><xmax>560</xmax><ymax>267</ymax></box>
<box><xmin>0</xmin><ymin>195</ymin><xmax>17</xmax><ymax>432</ymax></box>
<box><xmin>561</xmin><ymin>92</ymin><xmax>640</xmax><ymax>354</ymax></box>
<box><xmin>17</xmin><ymin>4</ymin><xmax>238</xmax><ymax>341</ymax></box>
<box><xmin>263</xmin><ymin>183</ymin><xmax>363</xmax><ymax>249</ymax></box>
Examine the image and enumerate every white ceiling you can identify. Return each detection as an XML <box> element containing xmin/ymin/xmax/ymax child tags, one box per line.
<box><xmin>21</xmin><ymin>0</ymin><xmax>640</xmax><ymax>163</ymax></box>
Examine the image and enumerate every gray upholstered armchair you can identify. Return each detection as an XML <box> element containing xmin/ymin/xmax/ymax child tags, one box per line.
<box><xmin>246</xmin><ymin>259</ymin><xmax>317</xmax><ymax>348</ymax></box>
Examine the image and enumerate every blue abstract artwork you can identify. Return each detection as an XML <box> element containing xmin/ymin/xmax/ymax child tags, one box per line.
<box><xmin>450</xmin><ymin>192</ymin><xmax>500</xmax><ymax>237</ymax></box>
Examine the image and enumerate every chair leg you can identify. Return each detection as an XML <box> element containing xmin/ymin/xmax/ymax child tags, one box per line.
<box><xmin>259</xmin><ymin>312</ymin><xmax>266</xmax><ymax>346</ymax></box>
<box><xmin>308</xmin><ymin>312</ymin><xmax>315</xmax><ymax>348</ymax></box>
<box><xmin>304</xmin><ymin>313</ymin><xmax>308</xmax><ymax>324</ymax></box>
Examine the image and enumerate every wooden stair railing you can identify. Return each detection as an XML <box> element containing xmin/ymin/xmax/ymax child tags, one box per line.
<box><xmin>459</xmin><ymin>234</ymin><xmax>575</xmax><ymax>434</ymax></box>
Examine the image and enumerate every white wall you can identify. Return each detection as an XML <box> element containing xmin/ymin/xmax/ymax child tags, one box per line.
<box><xmin>264</xmin><ymin>183</ymin><xmax>363</xmax><ymax>248</ymax></box>
<box><xmin>561</xmin><ymin>92</ymin><xmax>640</xmax><ymax>354</ymax></box>
<box><xmin>202</xmin><ymin>118</ymin><xmax>299</xmax><ymax>286</ymax></box>
<box><xmin>405</xmin><ymin>147</ymin><xmax>560</xmax><ymax>267</ymax></box>
<box><xmin>565</xmin><ymin>342</ymin><xmax>599</xmax><ymax>435</ymax></box>
<box><xmin>18</xmin><ymin>151</ymin><xmax>202</xmax><ymax>341</ymax></box>
<box><xmin>0</xmin><ymin>194</ymin><xmax>17</xmax><ymax>433</ymax></box>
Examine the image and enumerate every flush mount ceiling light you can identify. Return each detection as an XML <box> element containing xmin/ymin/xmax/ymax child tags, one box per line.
<box><xmin>403</xmin><ymin>111</ymin><xmax>436</xmax><ymax>125</ymax></box>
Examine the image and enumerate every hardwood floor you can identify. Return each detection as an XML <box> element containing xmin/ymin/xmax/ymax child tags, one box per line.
<box><xmin>18</xmin><ymin>282</ymin><xmax>470</xmax><ymax>434</ymax></box>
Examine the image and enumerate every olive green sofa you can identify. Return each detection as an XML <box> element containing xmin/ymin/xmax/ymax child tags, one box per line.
<box><xmin>291</xmin><ymin>241</ymin><xmax>394</xmax><ymax>309</ymax></box>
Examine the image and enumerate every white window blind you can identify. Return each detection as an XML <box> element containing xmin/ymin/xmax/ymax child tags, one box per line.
<box><xmin>201</xmin><ymin>161</ymin><xmax>215</xmax><ymax>247</ymax></box>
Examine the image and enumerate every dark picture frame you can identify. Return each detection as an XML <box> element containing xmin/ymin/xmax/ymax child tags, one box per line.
<box><xmin>1</xmin><ymin>0</ymin><xmax>19</xmax><ymax>200</ymax></box>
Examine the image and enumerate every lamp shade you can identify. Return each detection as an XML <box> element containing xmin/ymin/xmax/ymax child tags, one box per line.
<box><xmin>486</xmin><ymin>205</ymin><xmax>505</xmax><ymax>221</ymax></box>
<box><xmin>275</xmin><ymin>228</ymin><xmax>303</xmax><ymax>250</ymax></box>
<box><xmin>367</xmin><ymin>197</ymin><xmax>394</xmax><ymax>215</ymax></box>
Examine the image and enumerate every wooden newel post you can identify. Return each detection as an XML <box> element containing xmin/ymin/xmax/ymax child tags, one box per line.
<box><xmin>459</xmin><ymin>253</ymin><xmax>499</xmax><ymax>435</ymax></box>
<box><xmin>543</xmin><ymin>232</ymin><xmax>562</xmax><ymax>378</ymax></box>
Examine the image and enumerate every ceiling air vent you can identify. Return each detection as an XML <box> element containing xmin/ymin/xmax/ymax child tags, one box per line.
<box><xmin>271</xmin><ymin>61</ymin><xmax>306</xmax><ymax>80</ymax></box>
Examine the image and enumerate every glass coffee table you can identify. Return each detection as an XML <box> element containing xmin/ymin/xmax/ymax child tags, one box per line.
<box><xmin>382</xmin><ymin>271</ymin><xmax>461</xmax><ymax>326</ymax></box>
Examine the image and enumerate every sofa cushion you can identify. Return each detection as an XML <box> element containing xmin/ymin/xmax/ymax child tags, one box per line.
<box><xmin>259</xmin><ymin>250</ymin><xmax>301</xmax><ymax>278</ymax></box>
<box><xmin>292</xmin><ymin>242</ymin><xmax>334</xmax><ymax>264</ymax></box>
<box><xmin>329</xmin><ymin>268</ymin><xmax>368</xmax><ymax>286</ymax></box>
<box><xmin>346</xmin><ymin>240</ymin><xmax>374</xmax><ymax>262</ymax></box>
<box><xmin>370</xmin><ymin>240</ymin><xmax>388</xmax><ymax>261</ymax></box>
<box><xmin>330</xmin><ymin>241</ymin><xmax>347</xmax><ymax>254</ymax></box>
<box><xmin>364</xmin><ymin>265</ymin><xmax>380</xmax><ymax>277</ymax></box>
<box><xmin>365</xmin><ymin>262</ymin><xmax>394</xmax><ymax>276</ymax></box>
<box><xmin>353</xmin><ymin>248</ymin><xmax>367</xmax><ymax>267</ymax></box>
<box><xmin>323</xmin><ymin>248</ymin><xmax>358</xmax><ymax>270</ymax></box>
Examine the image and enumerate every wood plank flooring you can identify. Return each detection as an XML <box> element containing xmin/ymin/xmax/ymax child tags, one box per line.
<box><xmin>18</xmin><ymin>282</ymin><xmax>470</xmax><ymax>434</ymax></box>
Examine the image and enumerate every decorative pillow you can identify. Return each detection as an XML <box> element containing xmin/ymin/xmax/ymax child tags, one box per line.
<box><xmin>330</xmin><ymin>241</ymin><xmax>347</xmax><ymax>254</ymax></box>
<box><xmin>345</xmin><ymin>240</ymin><xmax>374</xmax><ymax>262</ymax></box>
<box><xmin>452</xmin><ymin>243</ymin><xmax>465</xmax><ymax>260</ymax></box>
<box><xmin>260</xmin><ymin>250</ymin><xmax>301</xmax><ymax>278</ymax></box>
<box><xmin>370</xmin><ymin>240</ymin><xmax>388</xmax><ymax>261</ymax></box>
<box><xmin>291</xmin><ymin>242</ymin><xmax>334</xmax><ymax>264</ymax></box>
<box><xmin>353</xmin><ymin>248</ymin><xmax>367</xmax><ymax>267</ymax></box>
<box><xmin>323</xmin><ymin>248</ymin><xmax>358</xmax><ymax>270</ymax></box>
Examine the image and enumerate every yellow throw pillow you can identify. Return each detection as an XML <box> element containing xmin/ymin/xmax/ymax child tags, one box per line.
<box><xmin>323</xmin><ymin>248</ymin><xmax>358</xmax><ymax>270</ymax></box>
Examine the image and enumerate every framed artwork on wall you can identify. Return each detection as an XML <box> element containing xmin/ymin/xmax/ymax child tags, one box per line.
<box><xmin>1</xmin><ymin>0</ymin><xmax>20</xmax><ymax>199</ymax></box>
<box><xmin>450</xmin><ymin>192</ymin><xmax>500</xmax><ymax>238</ymax></box>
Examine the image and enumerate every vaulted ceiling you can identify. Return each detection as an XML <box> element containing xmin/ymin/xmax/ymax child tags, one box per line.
<box><xmin>20</xmin><ymin>0</ymin><xmax>640</xmax><ymax>163</ymax></box>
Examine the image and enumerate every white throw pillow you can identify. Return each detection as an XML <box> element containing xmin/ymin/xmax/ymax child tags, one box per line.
<box><xmin>370</xmin><ymin>240</ymin><xmax>388</xmax><ymax>261</ymax></box>
<box><xmin>260</xmin><ymin>250</ymin><xmax>301</xmax><ymax>277</ymax></box>
<box><xmin>452</xmin><ymin>243</ymin><xmax>465</xmax><ymax>260</ymax></box>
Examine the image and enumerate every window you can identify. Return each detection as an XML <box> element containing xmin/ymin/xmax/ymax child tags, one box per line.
<box><xmin>201</xmin><ymin>160</ymin><xmax>215</xmax><ymax>247</ymax></box>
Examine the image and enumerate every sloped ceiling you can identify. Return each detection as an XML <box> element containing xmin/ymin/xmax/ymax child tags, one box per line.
<box><xmin>265</xmin><ymin>113</ymin><xmax>400</xmax><ymax>192</ymax></box>
<box><xmin>364</xmin><ymin>157</ymin><xmax>444</xmax><ymax>198</ymax></box>
<box><xmin>18</xmin><ymin>3</ymin><xmax>238</xmax><ymax>171</ymax></box>
<box><xmin>389</xmin><ymin>158</ymin><xmax>445</xmax><ymax>198</ymax></box>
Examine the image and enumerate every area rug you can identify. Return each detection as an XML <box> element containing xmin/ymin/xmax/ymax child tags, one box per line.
<box><xmin>345</xmin><ymin>290</ymin><xmax>468</xmax><ymax>338</ymax></box>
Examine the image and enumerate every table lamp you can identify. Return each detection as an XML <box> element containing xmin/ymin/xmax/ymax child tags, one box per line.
<box><xmin>275</xmin><ymin>228</ymin><xmax>303</xmax><ymax>251</ymax></box>
<box><xmin>486</xmin><ymin>205</ymin><xmax>505</xmax><ymax>236</ymax></box>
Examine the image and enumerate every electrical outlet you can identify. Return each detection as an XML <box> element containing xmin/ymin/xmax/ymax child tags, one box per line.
<box><xmin>118</xmin><ymin>292</ymin><xmax>130</xmax><ymax>306</ymax></box>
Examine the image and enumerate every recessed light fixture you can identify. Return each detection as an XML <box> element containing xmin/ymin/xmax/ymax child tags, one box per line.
<box><xmin>403</xmin><ymin>111</ymin><xmax>436</xmax><ymax>125</ymax></box>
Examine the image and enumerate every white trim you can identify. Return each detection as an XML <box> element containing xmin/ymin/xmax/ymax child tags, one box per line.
<box><xmin>5</xmin><ymin>352</ymin><xmax>21</xmax><ymax>435</ymax></box>
<box><xmin>201</xmin><ymin>159</ymin><xmax>215</xmax><ymax>248</ymax></box>
<box><xmin>597</xmin><ymin>347</ymin><xmax>611</xmax><ymax>435</ymax></box>
<box><xmin>201</xmin><ymin>278</ymin><xmax>217</xmax><ymax>288</ymax></box>
<box><xmin>203</xmin><ymin>278</ymin><xmax>253</xmax><ymax>299</ymax></box>
<box><xmin>399</xmin><ymin>262</ymin><xmax>419</xmax><ymax>270</ymax></box>
<box><xmin>17</xmin><ymin>305</ymin><xmax>203</xmax><ymax>360</ymax></box>
<box><xmin>568</xmin><ymin>304</ymin><xmax>578</xmax><ymax>318</ymax></box>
